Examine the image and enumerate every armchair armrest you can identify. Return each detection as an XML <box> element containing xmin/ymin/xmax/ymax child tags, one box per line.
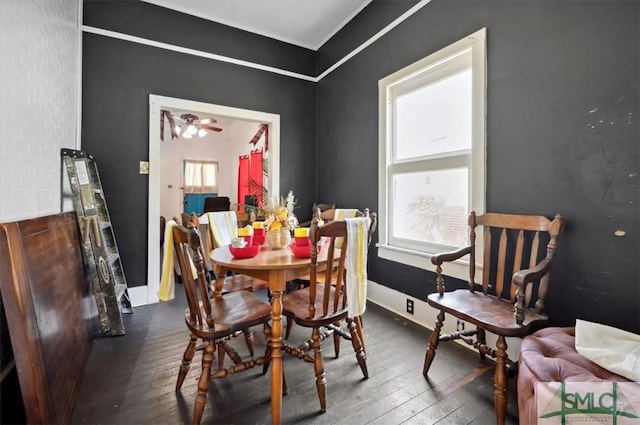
<box><xmin>512</xmin><ymin>258</ymin><xmax>552</xmax><ymax>288</ymax></box>
<box><xmin>513</xmin><ymin>258</ymin><xmax>553</xmax><ymax>324</ymax></box>
<box><xmin>431</xmin><ymin>246</ymin><xmax>472</xmax><ymax>266</ymax></box>
<box><xmin>431</xmin><ymin>246</ymin><xmax>472</xmax><ymax>296</ymax></box>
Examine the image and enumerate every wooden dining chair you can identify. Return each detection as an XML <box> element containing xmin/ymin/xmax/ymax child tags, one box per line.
<box><xmin>422</xmin><ymin>211</ymin><xmax>563</xmax><ymax>425</ymax></box>
<box><xmin>194</xmin><ymin>212</ymin><xmax>268</xmax><ymax>293</ymax></box>
<box><xmin>298</xmin><ymin>202</ymin><xmax>335</xmax><ymax>227</ymax></box>
<box><xmin>280</xmin><ymin>212</ymin><xmax>377</xmax><ymax>412</ymax></box>
<box><xmin>172</xmin><ymin>220</ymin><xmax>272</xmax><ymax>425</ymax></box>
<box><xmin>285</xmin><ymin>208</ymin><xmax>374</xmax><ymax>343</ymax></box>
<box><xmin>185</xmin><ymin>213</ymin><xmax>266</xmax><ymax>356</ymax></box>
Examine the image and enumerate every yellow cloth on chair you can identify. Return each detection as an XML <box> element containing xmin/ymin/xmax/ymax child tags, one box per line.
<box><xmin>345</xmin><ymin>217</ymin><xmax>368</xmax><ymax>317</ymax></box>
<box><xmin>334</xmin><ymin>209</ymin><xmax>359</xmax><ymax>249</ymax></box>
<box><xmin>207</xmin><ymin>211</ymin><xmax>238</xmax><ymax>248</ymax></box>
<box><xmin>159</xmin><ymin>219</ymin><xmax>178</xmax><ymax>301</ymax></box>
<box><xmin>158</xmin><ymin>219</ymin><xmax>198</xmax><ymax>302</ymax></box>
<box><xmin>334</xmin><ymin>209</ymin><xmax>359</xmax><ymax>221</ymax></box>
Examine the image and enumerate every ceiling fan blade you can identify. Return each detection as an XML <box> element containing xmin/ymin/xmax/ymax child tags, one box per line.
<box><xmin>198</xmin><ymin>117</ymin><xmax>218</xmax><ymax>125</ymax></box>
<box><xmin>201</xmin><ymin>124</ymin><xmax>223</xmax><ymax>132</ymax></box>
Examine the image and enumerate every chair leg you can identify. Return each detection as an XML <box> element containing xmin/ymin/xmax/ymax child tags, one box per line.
<box><xmin>192</xmin><ymin>341</ymin><xmax>215</xmax><ymax>425</ymax></box>
<box><xmin>333</xmin><ymin>320</ymin><xmax>341</xmax><ymax>358</ymax></box>
<box><xmin>243</xmin><ymin>328</ymin><xmax>255</xmax><ymax>357</ymax></box>
<box><xmin>217</xmin><ymin>340</ymin><xmax>228</xmax><ymax>371</ymax></box>
<box><xmin>354</xmin><ymin>316</ymin><xmax>366</xmax><ymax>356</ymax></box>
<box><xmin>262</xmin><ymin>323</ymin><xmax>272</xmax><ymax>375</ymax></box>
<box><xmin>176</xmin><ymin>334</ymin><xmax>198</xmax><ymax>391</ymax></box>
<box><xmin>347</xmin><ymin>317</ymin><xmax>368</xmax><ymax>378</ymax></box>
<box><xmin>494</xmin><ymin>335</ymin><xmax>508</xmax><ymax>425</ymax></box>
<box><xmin>285</xmin><ymin>316</ymin><xmax>294</xmax><ymax>339</ymax></box>
<box><xmin>311</xmin><ymin>327</ymin><xmax>327</xmax><ymax>412</ymax></box>
<box><xmin>282</xmin><ymin>369</ymin><xmax>288</xmax><ymax>396</ymax></box>
<box><xmin>423</xmin><ymin>310</ymin><xmax>445</xmax><ymax>377</ymax></box>
<box><xmin>477</xmin><ymin>327</ymin><xmax>486</xmax><ymax>362</ymax></box>
<box><xmin>225</xmin><ymin>338</ymin><xmax>243</xmax><ymax>364</ymax></box>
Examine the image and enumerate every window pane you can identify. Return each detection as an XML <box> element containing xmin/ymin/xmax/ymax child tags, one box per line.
<box><xmin>392</xmin><ymin>168</ymin><xmax>468</xmax><ymax>248</ymax></box>
<box><xmin>184</xmin><ymin>162</ymin><xmax>198</xmax><ymax>187</ymax></box>
<box><xmin>395</xmin><ymin>69</ymin><xmax>472</xmax><ymax>160</ymax></box>
<box><xmin>184</xmin><ymin>160</ymin><xmax>218</xmax><ymax>193</ymax></box>
<box><xmin>202</xmin><ymin>163</ymin><xmax>217</xmax><ymax>187</ymax></box>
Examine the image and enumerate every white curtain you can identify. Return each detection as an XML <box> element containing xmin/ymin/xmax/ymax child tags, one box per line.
<box><xmin>184</xmin><ymin>160</ymin><xmax>218</xmax><ymax>193</ymax></box>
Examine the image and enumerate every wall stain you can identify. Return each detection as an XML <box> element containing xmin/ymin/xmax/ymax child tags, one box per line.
<box><xmin>571</xmin><ymin>88</ymin><xmax>639</xmax><ymax>216</ymax></box>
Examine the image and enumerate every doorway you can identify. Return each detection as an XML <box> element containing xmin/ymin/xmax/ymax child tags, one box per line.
<box><xmin>139</xmin><ymin>95</ymin><xmax>280</xmax><ymax>306</ymax></box>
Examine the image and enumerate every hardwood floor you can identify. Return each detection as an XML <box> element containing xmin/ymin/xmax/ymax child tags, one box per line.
<box><xmin>70</xmin><ymin>288</ymin><xmax>519</xmax><ymax>425</ymax></box>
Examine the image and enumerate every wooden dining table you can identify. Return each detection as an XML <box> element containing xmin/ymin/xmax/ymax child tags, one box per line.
<box><xmin>209</xmin><ymin>243</ymin><xmax>331</xmax><ymax>425</ymax></box>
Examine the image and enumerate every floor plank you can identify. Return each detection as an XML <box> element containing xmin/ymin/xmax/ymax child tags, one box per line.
<box><xmin>70</xmin><ymin>288</ymin><xmax>519</xmax><ymax>425</ymax></box>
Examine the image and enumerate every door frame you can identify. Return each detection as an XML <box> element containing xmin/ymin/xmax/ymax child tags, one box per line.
<box><xmin>135</xmin><ymin>94</ymin><xmax>280</xmax><ymax>306</ymax></box>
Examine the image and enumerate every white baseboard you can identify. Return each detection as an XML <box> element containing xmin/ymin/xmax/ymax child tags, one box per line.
<box><xmin>128</xmin><ymin>285</ymin><xmax>151</xmax><ymax>308</ymax></box>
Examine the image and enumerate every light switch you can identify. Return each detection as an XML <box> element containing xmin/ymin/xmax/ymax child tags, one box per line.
<box><xmin>139</xmin><ymin>161</ymin><xmax>149</xmax><ymax>174</ymax></box>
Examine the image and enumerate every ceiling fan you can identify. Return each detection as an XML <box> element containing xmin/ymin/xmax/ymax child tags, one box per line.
<box><xmin>160</xmin><ymin>110</ymin><xmax>222</xmax><ymax>140</ymax></box>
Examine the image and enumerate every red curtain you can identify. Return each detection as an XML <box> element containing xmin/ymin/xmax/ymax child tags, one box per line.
<box><xmin>250</xmin><ymin>149</ymin><xmax>263</xmax><ymax>207</ymax></box>
<box><xmin>238</xmin><ymin>155</ymin><xmax>249</xmax><ymax>208</ymax></box>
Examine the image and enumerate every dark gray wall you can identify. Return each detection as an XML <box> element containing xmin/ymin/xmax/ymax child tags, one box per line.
<box><xmin>316</xmin><ymin>0</ymin><xmax>639</xmax><ymax>333</ymax></box>
<box><xmin>82</xmin><ymin>0</ymin><xmax>639</xmax><ymax>334</ymax></box>
<box><xmin>82</xmin><ymin>1</ymin><xmax>317</xmax><ymax>287</ymax></box>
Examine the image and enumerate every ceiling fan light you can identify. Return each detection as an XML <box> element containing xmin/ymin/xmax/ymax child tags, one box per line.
<box><xmin>183</xmin><ymin>132</ymin><xmax>193</xmax><ymax>139</ymax></box>
<box><xmin>186</xmin><ymin>124</ymin><xmax>198</xmax><ymax>135</ymax></box>
<box><xmin>198</xmin><ymin>128</ymin><xmax>207</xmax><ymax>138</ymax></box>
<box><xmin>175</xmin><ymin>125</ymin><xmax>181</xmax><ymax>135</ymax></box>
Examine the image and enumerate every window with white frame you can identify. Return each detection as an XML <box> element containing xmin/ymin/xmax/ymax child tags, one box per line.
<box><xmin>183</xmin><ymin>160</ymin><xmax>219</xmax><ymax>193</ymax></box>
<box><xmin>378</xmin><ymin>28</ymin><xmax>486</xmax><ymax>278</ymax></box>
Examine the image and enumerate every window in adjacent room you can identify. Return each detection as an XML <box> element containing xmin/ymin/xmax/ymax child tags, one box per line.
<box><xmin>377</xmin><ymin>28</ymin><xmax>486</xmax><ymax>278</ymax></box>
<box><xmin>183</xmin><ymin>160</ymin><xmax>219</xmax><ymax>193</ymax></box>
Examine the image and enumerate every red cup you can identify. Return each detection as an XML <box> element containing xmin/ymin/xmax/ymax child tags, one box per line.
<box><xmin>253</xmin><ymin>228</ymin><xmax>266</xmax><ymax>237</ymax></box>
<box><xmin>240</xmin><ymin>235</ymin><xmax>253</xmax><ymax>246</ymax></box>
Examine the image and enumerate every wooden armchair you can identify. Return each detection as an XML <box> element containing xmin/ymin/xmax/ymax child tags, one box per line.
<box><xmin>281</xmin><ymin>212</ymin><xmax>377</xmax><ymax>412</ymax></box>
<box><xmin>422</xmin><ymin>211</ymin><xmax>563</xmax><ymax>425</ymax></box>
<box><xmin>172</xmin><ymin>221</ymin><xmax>272</xmax><ymax>425</ymax></box>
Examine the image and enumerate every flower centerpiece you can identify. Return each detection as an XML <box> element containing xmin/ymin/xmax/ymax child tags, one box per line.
<box><xmin>262</xmin><ymin>191</ymin><xmax>298</xmax><ymax>249</ymax></box>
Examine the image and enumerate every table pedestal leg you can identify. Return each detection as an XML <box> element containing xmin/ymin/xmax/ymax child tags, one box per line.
<box><xmin>269</xmin><ymin>271</ymin><xmax>285</xmax><ymax>425</ymax></box>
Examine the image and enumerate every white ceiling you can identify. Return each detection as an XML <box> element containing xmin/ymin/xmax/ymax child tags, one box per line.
<box><xmin>143</xmin><ymin>0</ymin><xmax>371</xmax><ymax>50</ymax></box>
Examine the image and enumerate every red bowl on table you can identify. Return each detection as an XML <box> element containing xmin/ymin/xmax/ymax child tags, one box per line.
<box><xmin>289</xmin><ymin>241</ymin><xmax>321</xmax><ymax>259</ymax></box>
<box><xmin>294</xmin><ymin>236</ymin><xmax>310</xmax><ymax>246</ymax></box>
<box><xmin>229</xmin><ymin>243</ymin><xmax>261</xmax><ymax>259</ymax></box>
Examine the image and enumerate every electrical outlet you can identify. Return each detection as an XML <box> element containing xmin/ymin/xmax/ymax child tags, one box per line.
<box><xmin>457</xmin><ymin>320</ymin><xmax>465</xmax><ymax>331</ymax></box>
<box><xmin>406</xmin><ymin>299</ymin><xmax>414</xmax><ymax>315</ymax></box>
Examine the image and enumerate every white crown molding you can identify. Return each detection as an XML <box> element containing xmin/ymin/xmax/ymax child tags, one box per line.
<box><xmin>82</xmin><ymin>25</ymin><xmax>316</xmax><ymax>82</ymax></box>
<box><xmin>82</xmin><ymin>0</ymin><xmax>431</xmax><ymax>83</ymax></box>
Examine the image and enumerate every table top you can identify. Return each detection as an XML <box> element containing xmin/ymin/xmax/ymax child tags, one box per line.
<box><xmin>210</xmin><ymin>245</ymin><xmax>331</xmax><ymax>270</ymax></box>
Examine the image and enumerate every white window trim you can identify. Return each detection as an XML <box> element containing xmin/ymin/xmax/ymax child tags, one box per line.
<box><xmin>377</xmin><ymin>28</ymin><xmax>487</xmax><ymax>281</ymax></box>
